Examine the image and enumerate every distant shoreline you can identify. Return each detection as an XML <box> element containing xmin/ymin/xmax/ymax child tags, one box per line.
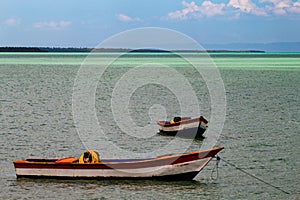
<box><xmin>0</xmin><ymin>47</ymin><xmax>265</xmax><ymax>53</ymax></box>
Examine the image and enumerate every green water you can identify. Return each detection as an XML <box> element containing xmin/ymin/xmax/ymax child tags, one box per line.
<box><xmin>0</xmin><ymin>52</ymin><xmax>299</xmax><ymax>199</ymax></box>
<box><xmin>1</xmin><ymin>52</ymin><xmax>300</xmax><ymax>68</ymax></box>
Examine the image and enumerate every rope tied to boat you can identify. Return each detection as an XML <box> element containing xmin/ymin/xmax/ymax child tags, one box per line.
<box><xmin>210</xmin><ymin>155</ymin><xmax>220</xmax><ymax>180</ymax></box>
<box><xmin>219</xmin><ymin>157</ymin><xmax>290</xmax><ymax>195</ymax></box>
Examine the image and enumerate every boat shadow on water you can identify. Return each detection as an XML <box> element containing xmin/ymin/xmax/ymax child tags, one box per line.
<box><xmin>157</xmin><ymin>130</ymin><xmax>206</xmax><ymax>141</ymax></box>
<box><xmin>13</xmin><ymin>177</ymin><xmax>215</xmax><ymax>189</ymax></box>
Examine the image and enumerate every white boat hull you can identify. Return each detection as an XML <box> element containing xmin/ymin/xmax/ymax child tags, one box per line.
<box><xmin>14</xmin><ymin>147</ymin><xmax>224</xmax><ymax>180</ymax></box>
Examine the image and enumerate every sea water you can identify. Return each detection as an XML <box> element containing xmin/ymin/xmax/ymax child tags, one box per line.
<box><xmin>0</xmin><ymin>52</ymin><xmax>299</xmax><ymax>199</ymax></box>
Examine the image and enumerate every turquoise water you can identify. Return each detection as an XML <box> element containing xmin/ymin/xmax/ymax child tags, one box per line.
<box><xmin>0</xmin><ymin>53</ymin><xmax>299</xmax><ymax>199</ymax></box>
<box><xmin>1</xmin><ymin>52</ymin><xmax>300</xmax><ymax>68</ymax></box>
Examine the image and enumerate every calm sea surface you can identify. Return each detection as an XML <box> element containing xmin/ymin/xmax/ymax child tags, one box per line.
<box><xmin>0</xmin><ymin>52</ymin><xmax>299</xmax><ymax>199</ymax></box>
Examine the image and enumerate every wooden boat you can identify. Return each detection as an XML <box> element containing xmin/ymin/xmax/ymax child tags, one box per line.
<box><xmin>157</xmin><ymin>116</ymin><xmax>208</xmax><ymax>138</ymax></box>
<box><xmin>13</xmin><ymin>146</ymin><xmax>223</xmax><ymax>181</ymax></box>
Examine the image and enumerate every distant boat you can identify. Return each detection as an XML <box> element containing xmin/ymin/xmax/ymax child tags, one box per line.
<box><xmin>13</xmin><ymin>147</ymin><xmax>223</xmax><ymax>181</ymax></box>
<box><xmin>157</xmin><ymin>116</ymin><xmax>208</xmax><ymax>138</ymax></box>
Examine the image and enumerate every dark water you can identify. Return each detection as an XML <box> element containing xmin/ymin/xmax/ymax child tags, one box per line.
<box><xmin>0</xmin><ymin>53</ymin><xmax>299</xmax><ymax>199</ymax></box>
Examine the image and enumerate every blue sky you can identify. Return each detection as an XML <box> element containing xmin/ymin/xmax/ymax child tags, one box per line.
<box><xmin>1</xmin><ymin>0</ymin><xmax>300</xmax><ymax>47</ymax></box>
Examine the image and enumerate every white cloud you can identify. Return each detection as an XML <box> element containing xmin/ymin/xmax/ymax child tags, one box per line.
<box><xmin>168</xmin><ymin>0</ymin><xmax>266</xmax><ymax>19</ymax></box>
<box><xmin>182</xmin><ymin>1</ymin><xmax>201</xmax><ymax>16</ymax></box>
<box><xmin>116</xmin><ymin>14</ymin><xmax>141</xmax><ymax>22</ymax></box>
<box><xmin>289</xmin><ymin>1</ymin><xmax>300</xmax><ymax>13</ymax></box>
<box><xmin>228</xmin><ymin>0</ymin><xmax>268</xmax><ymax>16</ymax></box>
<box><xmin>295</xmin><ymin>1</ymin><xmax>300</xmax><ymax>6</ymax></box>
<box><xmin>34</xmin><ymin>20</ymin><xmax>71</xmax><ymax>30</ymax></box>
<box><xmin>260</xmin><ymin>0</ymin><xmax>291</xmax><ymax>8</ymax></box>
<box><xmin>260</xmin><ymin>0</ymin><xmax>289</xmax><ymax>14</ymax></box>
<box><xmin>273</xmin><ymin>8</ymin><xmax>287</xmax><ymax>15</ymax></box>
<box><xmin>201</xmin><ymin>1</ymin><xmax>226</xmax><ymax>17</ymax></box>
<box><xmin>168</xmin><ymin>10</ymin><xmax>188</xmax><ymax>19</ymax></box>
<box><xmin>167</xmin><ymin>0</ymin><xmax>300</xmax><ymax>19</ymax></box>
<box><xmin>168</xmin><ymin>1</ymin><xmax>201</xmax><ymax>19</ymax></box>
<box><xmin>167</xmin><ymin>1</ymin><xmax>224</xmax><ymax>19</ymax></box>
<box><xmin>260</xmin><ymin>0</ymin><xmax>300</xmax><ymax>15</ymax></box>
<box><xmin>4</xmin><ymin>17</ymin><xmax>21</xmax><ymax>26</ymax></box>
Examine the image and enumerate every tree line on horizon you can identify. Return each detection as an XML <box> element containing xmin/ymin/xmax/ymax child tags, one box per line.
<box><xmin>0</xmin><ymin>46</ymin><xmax>265</xmax><ymax>53</ymax></box>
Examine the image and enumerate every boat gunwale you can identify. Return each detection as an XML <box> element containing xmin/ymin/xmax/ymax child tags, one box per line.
<box><xmin>157</xmin><ymin>116</ymin><xmax>208</xmax><ymax>127</ymax></box>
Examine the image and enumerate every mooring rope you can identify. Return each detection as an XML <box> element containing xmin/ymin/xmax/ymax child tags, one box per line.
<box><xmin>216</xmin><ymin>156</ymin><xmax>290</xmax><ymax>195</ymax></box>
<box><xmin>210</xmin><ymin>155</ymin><xmax>220</xmax><ymax>180</ymax></box>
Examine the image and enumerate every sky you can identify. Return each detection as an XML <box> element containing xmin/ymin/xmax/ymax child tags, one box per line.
<box><xmin>0</xmin><ymin>0</ymin><xmax>300</xmax><ymax>47</ymax></box>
